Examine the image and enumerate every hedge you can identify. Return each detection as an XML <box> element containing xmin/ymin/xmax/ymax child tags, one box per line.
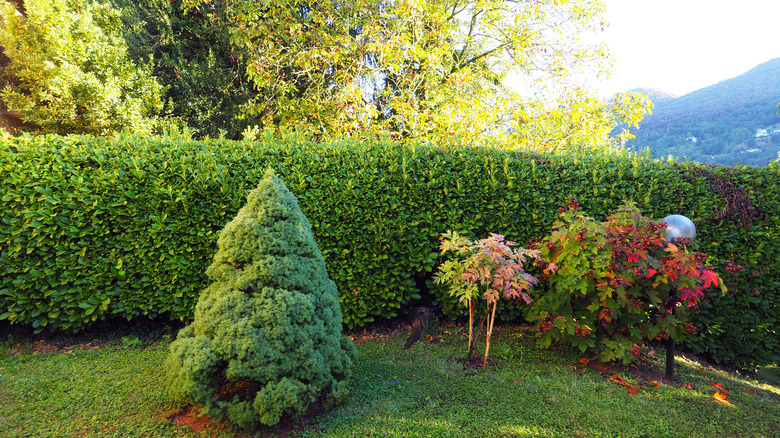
<box><xmin>1</xmin><ymin>134</ymin><xmax>777</xmax><ymax>366</ymax></box>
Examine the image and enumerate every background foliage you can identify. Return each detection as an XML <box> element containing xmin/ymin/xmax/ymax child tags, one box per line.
<box><xmin>108</xmin><ymin>0</ymin><xmax>261</xmax><ymax>139</ymax></box>
<box><xmin>0</xmin><ymin>134</ymin><xmax>777</xmax><ymax>367</ymax></box>
<box><xmin>134</xmin><ymin>0</ymin><xmax>650</xmax><ymax>150</ymax></box>
<box><xmin>0</xmin><ymin>0</ymin><xmax>163</xmax><ymax>135</ymax></box>
<box><xmin>1</xmin><ymin>0</ymin><xmax>652</xmax><ymax>154</ymax></box>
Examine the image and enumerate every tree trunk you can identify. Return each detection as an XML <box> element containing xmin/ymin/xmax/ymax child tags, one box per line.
<box><xmin>466</xmin><ymin>298</ymin><xmax>475</xmax><ymax>361</ymax></box>
<box><xmin>483</xmin><ymin>301</ymin><xmax>498</xmax><ymax>367</ymax></box>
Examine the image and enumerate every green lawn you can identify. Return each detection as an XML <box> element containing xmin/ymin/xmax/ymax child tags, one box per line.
<box><xmin>1</xmin><ymin>322</ymin><xmax>777</xmax><ymax>437</ymax></box>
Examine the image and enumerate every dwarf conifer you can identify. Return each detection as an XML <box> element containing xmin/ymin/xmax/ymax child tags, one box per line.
<box><xmin>165</xmin><ymin>168</ymin><xmax>357</xmax><ymax>430</ymax></box>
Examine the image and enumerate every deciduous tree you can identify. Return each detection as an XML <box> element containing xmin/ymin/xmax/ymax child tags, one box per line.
<box><xmin>185</xmin><ymin>0</ymin><xmax>649</xmax><ymax>149</ymax></box>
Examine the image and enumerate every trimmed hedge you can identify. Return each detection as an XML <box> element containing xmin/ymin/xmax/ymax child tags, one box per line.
<box><xmin>1</xmin><ymin>134</ymin><xmax>777</xmax><ymax>366</ymax></box>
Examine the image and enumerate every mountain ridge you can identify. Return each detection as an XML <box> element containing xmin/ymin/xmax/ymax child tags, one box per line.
<box><xmin>624</xmin><ymin>57</ymin><xmax>780</xmax><ymax>166</ymax></box>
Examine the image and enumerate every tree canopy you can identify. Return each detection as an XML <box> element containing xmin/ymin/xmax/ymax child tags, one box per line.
<box><xmin>178</xmin><ymin>0</ymin><xmax>649</xmax><ymax>149</ymax></box>
<box><xmin>1</xmin><ymin>0</ymin><xmax>651</xmax><ymax>149</ymax></box>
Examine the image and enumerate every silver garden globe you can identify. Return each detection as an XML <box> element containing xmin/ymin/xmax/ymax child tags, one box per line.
<box><xmin>661</xmin><ymin>214</ymin><xmax>696</xmax><ymax>242</ymax></box>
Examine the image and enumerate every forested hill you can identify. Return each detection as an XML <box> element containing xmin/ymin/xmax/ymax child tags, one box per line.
<box><xmin>625</xmin><ymin>57</ymin><xmax>780</xmax><ymax>166</ymax></box>
<box><xmin>628</xmin><ymin>87</ymin><xmax>678</xmax><ymax>105</ymax></box>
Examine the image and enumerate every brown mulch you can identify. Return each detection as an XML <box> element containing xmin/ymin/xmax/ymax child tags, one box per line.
<box><xmin>166</xmin><ymin>406</ymin><xmax>241</xmax><ymax>438</ymax></box>
<box><xmin>166</xmin><ymin>405</ymin><xmax>316</xmax><ymax>438</ymax></box>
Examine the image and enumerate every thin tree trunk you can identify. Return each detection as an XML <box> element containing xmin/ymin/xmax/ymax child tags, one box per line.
<box><xmin>483</xmin><ymin>301</ymin><xmax>498</xmax><ymax>367</ymax></box>
<box><xmin>467</xmin><ymin>298</ymin><xmax>474</xmax><ymax>361</ymax></box>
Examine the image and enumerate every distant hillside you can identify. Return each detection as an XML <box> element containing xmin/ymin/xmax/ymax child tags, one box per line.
<box><xmin>624</xmin><ymin>58</ymin><xmax>780</xmax><ymax>166</ymax></box>
<box><xmin>629</xmin><ymin>87</ymin><xmax>678</xmax><ymax>105</ymax></box>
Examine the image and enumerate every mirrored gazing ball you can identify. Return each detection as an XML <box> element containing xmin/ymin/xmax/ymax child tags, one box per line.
<box><xmin>661</xmin><ymin>214</ymin><xmax>696</xmax><ymax>242</ymax></box>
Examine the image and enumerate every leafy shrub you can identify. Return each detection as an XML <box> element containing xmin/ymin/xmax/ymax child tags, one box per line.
<box><xmin>434</xmin><ymin>231</ymin><xmax>538</xmax><ymax>366</ymax></box>
<box><xmin>165</xmin><ymin>169</ymin><xmax>356</xmax><ymax>430</ymax></box>
<box><xmin>0</xmin><ymin>0</ymin><xmax>163</xmax><ymax>135</ymax></box>
<box><xmin>525</xmin><ymin>201</ymin><xmax>727</xmax><ymax>364</ymax></box>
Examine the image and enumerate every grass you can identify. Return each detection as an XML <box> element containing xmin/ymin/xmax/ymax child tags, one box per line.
<box><xmin>1</xmin><ymin>319</ymin><xmax>778</xmax><ymax>438</ymax></box>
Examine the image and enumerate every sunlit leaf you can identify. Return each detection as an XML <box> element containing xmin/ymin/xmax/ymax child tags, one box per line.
<box><xmin>700</xmin><ymin>270</ymin><xmax>719</xmax><ymax>289</ymax></box>
<box><xmin>713</xmin><ymin>391</ymin><xmax>732</xmax><ymax>406</ymax></box>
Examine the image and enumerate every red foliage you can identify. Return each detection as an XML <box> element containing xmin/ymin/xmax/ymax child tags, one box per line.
<box><xmin>527</xmin><ymin>203</ymin><xmax>728</xmax><ymax>364</ymax></box>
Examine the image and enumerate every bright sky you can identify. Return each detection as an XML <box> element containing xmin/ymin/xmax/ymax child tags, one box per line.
<box><xmin>594</xmin><ymin>0</ymin><xmax>780</xmax><ymax>98</ymax></box>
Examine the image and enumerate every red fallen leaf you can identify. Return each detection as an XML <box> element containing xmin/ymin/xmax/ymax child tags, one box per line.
<box><xmin>740</xmin><ymin>388</ymin><xmax>756</xmax><ymax>393</ymax></box>
<box><xmin>713</xmin><ymin>391</ymin><xmax>732</xmax><ymax>405</ymax></box>
<box><xmin>651</xmin><ymin>381</ymin><xmax>659</xmax><ymax>388</ymax></box>
<box><xmin>709</xmin><ymin>382</ymin><xmax>725</xmax><ymax>391</ymax></box>
<box><xmin>579</xmin><ymin>358</ymin><xmax>590</xmax><ymax>364</ymax></box>
<box><xmin>627</xmin><ymin>387</ymin><xmax>638</xmax><ymax>395</ymax></box>
<box><xmin>514</xmin><ymin>380</ymin><xmax>520</xmax><ymax>384</ymax></box>
<box><xmin>12</xmin><ymin>343</ymin><xmax>20</xmax><ymax>348</ymax></box>
<box><xmin>608</xmin><ymin>375</ymin><xmax>633</xmax><ymax>387</ymax></box>
<box><xmin>684</xmin><ymin>384</ymin><xmax>694</xmax><ymax>389</ymax></box>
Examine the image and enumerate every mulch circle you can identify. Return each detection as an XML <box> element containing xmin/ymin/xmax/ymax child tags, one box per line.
<box><xmin>166</xmin><ymin>406</ymin><xmax>239</xmax><ymax>437</ymax></box>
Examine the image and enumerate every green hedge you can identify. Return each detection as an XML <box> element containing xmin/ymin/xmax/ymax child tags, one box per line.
<box><xmin>1</xmin><ymin>134</ymin><xmax>777</xmax><ymax>366</ymax></box>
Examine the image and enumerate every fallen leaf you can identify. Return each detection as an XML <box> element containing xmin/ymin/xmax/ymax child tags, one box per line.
<box><xmin>651</xmin><ymin>381</ymin><xmax>659</xmax><ymax>388</ymax></box>
<box><xmin>709</xmin><ymin>382</ymin><xmax>725</xmax><ymax>391</ymax></box>
<box><xmin>684</xmin><ymin>384</ymin><xmax>694</xmax><ymax>389</ymax></box>
<box><xmin>514</xmin><ymin>380</ymin><xmax>520</xmax><ymax>384</ymax></box>
<box><xmin>579</xmin><ymin>358</ymin><xmax>590</xmax><ymax>364</ymax></box>
<box><xmin>627</xmin><ymin>387</ymin><xmax>637</xmax><ymax>395</ymax></box>
<box><xmin>740</xmin><ymin>388</ymin><xmax>756</xmax><ymax>393</ymax></box>
<box><xmin>713</xmin><ymin>391</ymin><xmax>732</xmax><ymax>405</ymax></box>
<box><xmin>607</xmin><ymin>375</ymin><xmax>634</xmax><ymax>387</ymax></box>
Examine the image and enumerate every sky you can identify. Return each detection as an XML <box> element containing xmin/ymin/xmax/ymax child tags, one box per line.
<box><xmin>593</xmin><ymin>0</ymin><xmax>780</xmax><ymax>98</ymax></box>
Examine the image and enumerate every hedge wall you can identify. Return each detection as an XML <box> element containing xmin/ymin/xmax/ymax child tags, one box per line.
<box><xmin>1</xmin><ymin>134</ymin><xmax>777</xmax><ymax>366</ymax></box>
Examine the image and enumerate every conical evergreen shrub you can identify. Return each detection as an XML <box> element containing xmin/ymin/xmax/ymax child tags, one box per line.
<box><xmin>165</xmin><ymin>168</ymin><xmax>357</xmax><ymax>430</ymax></box>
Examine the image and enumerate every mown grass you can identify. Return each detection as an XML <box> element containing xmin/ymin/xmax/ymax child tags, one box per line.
<box><xmin>1</xmin><ymin>320</ymin><xmax>778</xmax><ymax>437</ymax></box>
